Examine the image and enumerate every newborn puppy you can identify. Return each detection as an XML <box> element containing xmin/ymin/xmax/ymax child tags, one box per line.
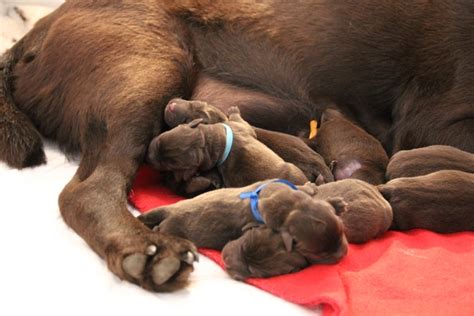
<box><xmin>378</xmin><ymin>170</ymin><xmax>474</xmax><ymax>233</ymax></box>
<box><xmin>148</xmin><ymin>106</ymin><xmax>308</xmax><ymax>188</ymax></box>
<box><xmin>313</xmin><ymin>108</ymin><xmax>389</xmax><ymax>185</ymax></box>
<box><xmin>222</xmin><ymin>226</ymin><xmax>308</xmax><ymax>280</ymax></box>
<box><xmin>386</xmin><ymin>145</ymin><xmax>474</xmax><ymax>180</ymax></box>
<box><xmin>164</xmin><ymin>98</ymin><xmax>333</xmax><ymax>183</ymax></box>
<box><xmin>310</xmin><ymin>179</ymin><xmax>393</xmax><ymax>243</ymax></box>
<box><xmin>138</xmin><ymin>180</ymin><xmax>348</xmax><ymax>265</ymax></box>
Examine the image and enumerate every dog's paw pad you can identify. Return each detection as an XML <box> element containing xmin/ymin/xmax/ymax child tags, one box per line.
<box><xmin>123</xmin><ymin>253</ymin><xmax>148</xmax><ymax>279</ymax></box>
<box><xmin>151</xmin><ymin>257</ymin><xmax>181</xmax><ymax>285</ymax></box>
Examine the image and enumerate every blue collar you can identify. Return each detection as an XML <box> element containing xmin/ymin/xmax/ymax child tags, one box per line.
<box><xmin>217</xmin><ymin>123</ymin><xmax>233</xmax><ymax>166</ymax></box>
<box><xmin>240</xmin><ymin>179</ymin><xmax>298</xmax><ymax>224</ymax></box>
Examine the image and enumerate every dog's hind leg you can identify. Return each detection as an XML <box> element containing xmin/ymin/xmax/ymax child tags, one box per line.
<box><xmin>0</xmin><ymin>51</ymin><xmax>45</xmax><ymax>168</ymax></box>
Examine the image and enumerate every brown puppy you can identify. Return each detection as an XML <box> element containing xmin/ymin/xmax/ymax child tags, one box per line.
<box><xmin>222</xmin><ymin>226</ymin><xmax>309</xmax><ymax>280</ymax></box>
<box><xmin>139</xmin><ymin>180</ymin><xmax>348</xmax><ymax>264</ymax></box>
<box><xmin>310</xmin><ymin>180</ymin><xmax>393</xmax><ymax>243</ymax></box>
<box><xmin>379</xmin><ymin>170</ymin><xmax>474</xmax><ymax>233</ymax></box>
<box><xmin>148</xmin><ymin>107</ymin><xmax>308</xmax><ymax>188</ymax></box>
<box><xmin>164</xmin><ymin>98</ymin><xmax>333</xmax><ymax>183</ymax></box>
<box><xmin>386</xmin><ymin>145</ymin><xmax>474</xmax><ymax>180</ymax></box>
<box><xmin>313</xmin><ymin>109</ymin><xmax>389</xmax><ymax>185</ymax></box>
<box><xmin>2</xmin><ymin>0</ymin><xmax>473</xmax><ymax>292</ymax></box>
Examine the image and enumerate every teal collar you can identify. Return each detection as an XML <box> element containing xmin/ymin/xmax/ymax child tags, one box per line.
<box><xmin>217</xmin><ymin>123</ymin><xmax>233</xmax><ymax>166</ymax></box>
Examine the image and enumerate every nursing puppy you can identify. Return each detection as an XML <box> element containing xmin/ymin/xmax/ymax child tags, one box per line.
<box><xmin>313</xmin><ymin>109</ymin><xmax>389</xmax><ymax>185</ymax></box>
<box><xmin>386</xmin><ymin>145</ymin><xmax>474</xmax><ymax>180</ymax></box>
<box><xmin>164</xmin><ymin>98</ymin><xmax>333</xmax><ymax>183</ymax></box>
<box><xmin>309</xmin><ymin>180</ymin><xmax>393</xmax><ymax>243</ymax></box>
<box><xmin>148</xmin><ymin>107</ymin><xmax>308</xmax><ymax>189</ymax></box>
<box><xmin>139</xmin><ymin>180</ymin><xmax>348</xmax><ymax>264</ymax></box>
<box><xmin>378</xmin><ymin>170</ymin><xmax>474</xmax><ymax>233</ymax></box>
<box><xmin>222</xmin><ymin>226</ymin><xmax>309</xmax><ymax>280</ymax></box>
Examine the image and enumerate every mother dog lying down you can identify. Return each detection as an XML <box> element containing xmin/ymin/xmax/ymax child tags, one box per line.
<box><xmin>0</xmin><ymin>0</ymin><xmax>473</xmax><ymax>291</ymax></box>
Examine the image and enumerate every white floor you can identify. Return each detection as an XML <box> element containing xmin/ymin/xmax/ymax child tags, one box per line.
<box><xmin>0</xmin><ymin>2</ymin><xmax>319</xmax><ymax>315</ymax></box>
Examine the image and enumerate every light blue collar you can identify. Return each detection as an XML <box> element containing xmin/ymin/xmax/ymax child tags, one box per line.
<box><xmin>240</xmin><ymin>179</ymin><xmax>298</xmax><ymax>224</ymax></box>
<box><xmin>217</xmin><ymin>123</ymin><xmax>233</xmax><ymax>166</ymax></box>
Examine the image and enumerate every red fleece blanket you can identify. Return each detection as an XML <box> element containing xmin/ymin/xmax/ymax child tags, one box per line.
<box><xmin>129</xmin><ymin>166</ymin><xmax>474</xmax><ymax>316</ymax></box>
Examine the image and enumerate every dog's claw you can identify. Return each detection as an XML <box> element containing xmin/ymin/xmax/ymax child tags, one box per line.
<box><xmin>152</xmin><ymin>257</ymin><xmax>181</xmax><ymax>285</ymax></box>
<box><xmin>182</xmin><ymin>250</ymin><xmax>199</xmax><ymax>264</ymax></box>
<box><xmin>146</xmin><ymin>244</ymin><xmax>157</xmax><ymax>255</ymax></box>
<box><xmin>122</xmin><ymin>253</ymin><xmax>147</xmax><ymax>279</ymax></box>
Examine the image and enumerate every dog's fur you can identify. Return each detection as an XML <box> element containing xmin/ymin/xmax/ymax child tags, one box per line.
<box><xmin>1</xmin><ymin>0</ymin><xmax>473</xmax><ymax>291</ymax></box>
<box><xmin>386</xmin><ymin>145</ymin><xmax>474</xmax><ymax>180</ymax></box>
<box><xmin>139</xmin><ymin>181</ymin><xmax>348</xmax><ymax>265</ymax></box>
<box><xmin>164</xmin><ymin>98</ymin><xmax>333</xmax><ymax>183</ymax></box>
<box><xmin>378</xmin><ymin>170</ymin><xmax>474</xmax><ymax>233</ymax></box>
<box><xmin>311</xmin><ymin>180</ymin><xmax>393</xmax><ymax>243</ymax></box>
<box><xmin>222</xmin><ymin>226</ymin><xmax>309</xmax><ymax>280</ymax></box>
<box><xmin>148</xmin><ymin>107</ymin><xmax>308</xmax><ymax>188</ymax></box>
<box><xmin>314</xmin><ymin>109</ymin><xmax>389</xmax><ymax>185</ymax></box>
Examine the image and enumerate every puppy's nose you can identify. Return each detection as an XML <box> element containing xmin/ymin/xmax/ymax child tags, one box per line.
<box><xmin>167</xmin><ymin>102</ymin><xmax>176</xmax><ymax>112</ymax></box>
<box><xmin>166</xmin><ymin>98</ymin><xmax>186</xmax><ymax>112</ymax></box>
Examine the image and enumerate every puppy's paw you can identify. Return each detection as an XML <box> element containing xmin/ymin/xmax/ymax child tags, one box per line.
<box><xmin>326</xmin><ymin>196</ymin><xmax>348</xmax><ymax>215</ymax></box>
<box><xmin>108</xmin><ymin>231</ymin><xmax>198</xmax><ymax>292</ymax></box>
<box><xmin>227</xmin><ymin>106</ymin><xmax>241</xmax><ymax>116</ymax></box>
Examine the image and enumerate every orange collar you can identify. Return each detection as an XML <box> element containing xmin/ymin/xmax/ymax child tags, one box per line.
<box><xmin>308</xmin><ymin>120</ymin><xmax>318</xmax><ymax>139</ymax></box>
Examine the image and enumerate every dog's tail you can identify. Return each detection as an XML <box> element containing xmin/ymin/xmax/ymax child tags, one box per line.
<box><xmin>0</xmin><ymin>50</ymin><xmax>46</xmax><ymax>169</ymax></box>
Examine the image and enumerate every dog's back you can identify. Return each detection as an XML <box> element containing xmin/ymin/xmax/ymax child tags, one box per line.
<box><xmin>379</xmin><ymin>170</ymin><xmax>474</xmax><ymax>233</ymax></box>
<box><xmin>386</xmin><ymin>145</ymin><xmax>474</xmax><ymax>180</ymax></box>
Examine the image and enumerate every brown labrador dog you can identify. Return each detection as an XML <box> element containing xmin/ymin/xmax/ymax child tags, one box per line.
<box><xmin>386</xmin><ymin>145</ymin><xmax>474</xmax><ymax>180</ymax></box>
<box><xmin>164</xmin><ymin>98</ymin><xmax>333</xmax><ymax>183</ymax></box>
<box><xmin>313</xmin><ymin>109</ymin><xmax>389</xmax><ymax>185</ymax></box>
<box><xmin>1</xmin><ymin>0</ymin><xmax>473</xmax><ymax>291</ymax></box>
<box><xmin>378</xmin><ymin>170</ymin><xmax>474</xmax><ymax>233</ymax></box>
<box><xmin>222</xmin><ymin>226</ymin><xmax>309</xmax><ymax>281</ymax></box>
<box><xmin>148</xmin><ymin>106</ymin><xmax>308</xmax><ymax>189</ymax></box>
<box><xmin>309</xmin><ymin>180</ymin><xmax>393</xmax><ymax>243</ymax></box>
<box><xmin>139</xmin><ymin>180</ymin><xmax>348</xmax><ymax>263</ymax></box>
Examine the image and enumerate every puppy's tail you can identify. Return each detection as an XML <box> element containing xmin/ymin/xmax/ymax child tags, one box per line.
<box><xmin>0</xmin><ymin>49</ymin><xmax>46</xmax><ymax>169</ymax></box>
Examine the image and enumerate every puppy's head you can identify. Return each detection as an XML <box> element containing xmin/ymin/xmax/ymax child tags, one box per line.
<box><xmin>222</xmin><ymin>227</ymin><xmax>308</xmax><ymax>280</ymax></box>
<box><xmin>282</xmin><ymin>199</ymin><xmax>348</xmax><ymax>265</ymax></box>
<box><xmin>320</xmin><ymin>108</ymin><xmax>344</xmax><ymax>124</ymax></box>
<box><xmin>147</xmin><ymin>119</ymin><xmax>206</xmax><ymax>180</ymax></box>
<box><xmin>164</xmin><ymin>98</ymin><xmax>227</xmax><ymax>127</ymax></box>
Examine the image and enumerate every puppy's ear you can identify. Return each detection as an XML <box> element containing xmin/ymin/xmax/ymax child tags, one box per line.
<box><xmin>188</xmin><ymin>118</ymin><xmax>204</xmax><ymax>128</ymax></box>
<box><xmin>281</xmin><ymin>231</ymin><xmax>294</xmax><ymax>252</ymax></box>
<box><xmin>326</xmin><ymin>197</ymin><xmax>348</xmax><ymax>215</ymax></box>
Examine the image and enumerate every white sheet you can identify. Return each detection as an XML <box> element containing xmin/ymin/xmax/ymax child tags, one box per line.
<box><xmin>0</xmin><ymin>2</ymin><xmax>320</xmax><ymax>315</ymax></box>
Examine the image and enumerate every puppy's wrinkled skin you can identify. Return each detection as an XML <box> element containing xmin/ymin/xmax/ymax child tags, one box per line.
<box><xmin>222</xmin><ymin>226</ymin><xmax>308</xmax><ymax>280</ymax></box>
<box><xmin>164</xmin><ymin>98</ymin><xmax>333</xmax><ymax>183</ymax></box>
<box><xmin>312</xmin><ymin>180</ymin><xmax>393</xmax><ymax>243</ymax></box>
<box><xmin>2</xmin><ymin>0</ymin><xmax>473</xmax><ymax>291</ymax></box>
<box><xmin>139</xmin><ymin>181</ymin><xmax>348</xmax><ymax>267</ymax></box>
<box><xmin>378</xmin><ymin>170</ymin><xmax>474</xmax><ymax>233</ymax></box>
<box><xmin>313</xmin><ymin>109</ymin><xmax>389</xmax><ymax>185</ymax></box>
<box><xmin>148</xmin><ymin>107</ymin><xmax>308</xmax><ymax>189</ymax></box>
<box><xmin>386</xmin><ymin>145</ymin><xmax>474</xmax><ymax>180</ymax></box>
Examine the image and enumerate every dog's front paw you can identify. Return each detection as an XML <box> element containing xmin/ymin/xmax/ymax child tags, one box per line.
<box><xmin>107</xmin><ymin>231</ymin><xmax>198</xmax><ymax>292</ymax></box>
